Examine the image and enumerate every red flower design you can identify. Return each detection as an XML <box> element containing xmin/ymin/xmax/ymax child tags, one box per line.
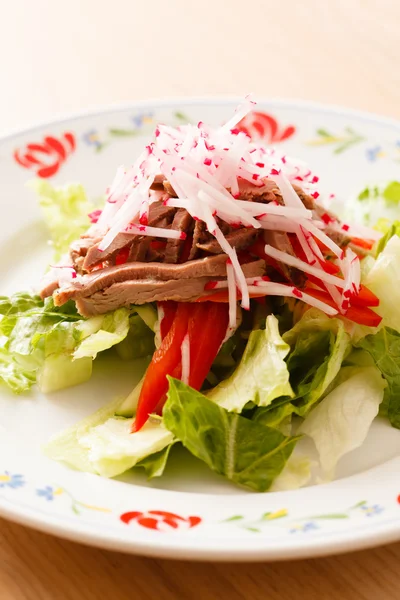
<box><xmin>237</xmin><ymin>111</ymin><xmax>296</xmax><ymax>143</ymax></box>
<box><xmin>120</xmin><ymin>510</ymin><xmax>201</xmax><ymax>531</ymax></box>
<box><xmin>14</xmin><ymin>132</ymin><xmax>76</xmax><ymax>178</ymax></box>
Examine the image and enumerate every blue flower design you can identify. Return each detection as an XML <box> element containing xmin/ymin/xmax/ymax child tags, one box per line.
<box><xmin>0</xmin><ymin>472</ymin><xmax>25</xmax><ymax>489</ymax></box>
<box><xmin>82</xmin><ymin>129</ymin><xmax>102</xmax><ymax>149</ymax></box>
<box><xmin>289</xmin><ymin>521</ymin><xmax>318</xmax><ymax>534</ymax></box>
<box><xmin>36</xmin><ymin>486</ymin><xmax>56</xmax><ymax>501</ymax></box>
<box><xmin>366</xmin><ymin>146</ymin><xmax>383</xmax><ymax>162</ymax></box>
<box><xmin>358</xmin><ymin>503</ymin><xmax>384</xmax><ymax>517</ymax></box>
<box><xmin>131</xmin><ymin>112</ymin><xmax>154</xmax><ymax>128</ymax></box>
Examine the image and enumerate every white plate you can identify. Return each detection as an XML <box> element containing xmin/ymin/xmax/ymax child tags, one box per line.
<box><xmin>1</xmin><ymin>98</ymin><xmax>400</xmax><ymax>561</ymax></box>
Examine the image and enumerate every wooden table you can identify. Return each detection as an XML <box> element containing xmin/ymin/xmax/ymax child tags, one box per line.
<box><xmin>1</xmin><ymin>0</ymin><xmax>400</xmax><ymax>597</ymax></box>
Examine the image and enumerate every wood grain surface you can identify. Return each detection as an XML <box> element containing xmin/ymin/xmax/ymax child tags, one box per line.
<box><xmin>1</xmin><ymin>0</ymin><xmax>400</xmax><ymax>598</ymax></box>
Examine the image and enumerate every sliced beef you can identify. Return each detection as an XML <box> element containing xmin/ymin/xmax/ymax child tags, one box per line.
<box><xmin>70</xmin><ymin>237</ymin><xmax>102</xmax><ymax>273</ymax></box>
<box><xmin>163</xmin><ymin>209</ymin><xmax>193</xmax><ymax>263</ymax></box>
<box><xmin>83</xmin><ymin>233</ymin><xmax>134</xmax><ymax>271</ymax></box>
<box><xmin>73</xmin><ymin>259</ymin><xmax>266</xmax><ymax>316</ymax></box>
<box><xmin>40</xmin><ymin>280</ymin><xmax>60</xmax><ymax>300</ymax></box>
<box><xmin>82</xmin><ymin>201</ymin><xmax>176</xmax><ymax>270</ymax></box>
<box><xmin>197</xmin><ymin>228</ymin><xmax>260</xmax><ymax>254</ymax></box>
<box><xmin>188</xmin><ymin>220</ymin><xmax>207</xmax><ymax>260</ymax></box>
<box><xmin>128</xmin><ymin>236</ymin><xmax>151</xmax><ymax>262</ymax></box>
<box><xmin>236</xmin><ymin>179</ymin><xmax>282</xmax><ymax>203</ymax></box>
<box><xmin>163</xmin><ymin>180</ymin><xmax>177</xmax><ymax>197</ymax></box>
<box><xmin>55</xmin><ymin>255</ymin><xmax>231</xmax><ymax>305</ymax></box>
<box><xmin>54</xmin><ymin>257</ymin><xmax>266</xmax><ymax>308</ymax></box>
<box><xmin>150</xmin><ymin>174</ymin><xmax>167</xmax><ymax>190</ymax></box>
<box><xmin>75</xmin><ymin>278</ymin><xmax>214</xmax><ymax>315</ymax></box>
<box><xmin>292</xmin><ymin>184</ymin><xmax>315</xmax><ymax>210</ymax></box>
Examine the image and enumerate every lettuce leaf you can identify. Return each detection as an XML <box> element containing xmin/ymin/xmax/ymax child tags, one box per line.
<box><xmin>299</xmin><ymin>366</ymin><xmax>386</xmax><ymax>477</ymax></box>
<box><xmin>364</xmin><ymin>236</ymin><xmax>400</xmax><ymax>332</ymax></box>
<box><xmin>135</xmin><ymin>443</ymin><xmax>176</xmax><ymax>478</ymax></box>
<box><xmin>74</xmin><ymin>308</ymin><xmax>130</xmax><ymax>359</ymax></box>
<box><xmin>44</xmin><ymin>392</ymin><xmax>174</xmax><ymax>477</ymax></box>
<box><xmin>356</xmin><ymin>327</ymin><xmax>400</xmax><ymax>428</ymax></box>
<box><xmin>163</xmin><ymin>377</ymin><xmax>300</xmax><ymax>492</ymax></box>
<box><xmin>114</xmin><ymin>315</ymin><xmax>155</xmax><ymax>361</ymax></box>
<box><xmin>283</xmin><ymin>309</ymin><xmax>351</xmax><ymax>415</ymax></box>
<box><xmin>207</xmin><ymin>315</ymin><xmax>293</xmax><ymax>412</ymax></box>
<box><xmin>337</xmin><ymin>181</ymin><xmax>400</xmax><ymax>230</ymax></box>
<box><xmin>30</xmin><ymin>180</ymin><xmax>96</xmax><ymax>260</ymax></box>
<box><xmin>0</xmin><ymin>293</ymin><xmax>135</xmax><ymax>393</ymax></box>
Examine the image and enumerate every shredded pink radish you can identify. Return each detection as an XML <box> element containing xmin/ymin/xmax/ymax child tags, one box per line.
<box><xmin>87</xmin><ymin>97</ymin><xmax>371</xmax><ymax>319</ymax></box>
<box><xmin>295</xmin><ymin>225</ymin><xmax>316</xmax><ymax>264</ymax></box>
<box><xmin>226</xmin><ymin>260</ymin><xmax>237</xmax><ymax>331</ymax></box>
<box><xmin>263</xmin><ymin>244</ymin><xmax>346</xmax><ymax>288</ymax></box>
<box><xmin>327</xmin><ymin>221</ymin><xmax>383</xmax><ymax>242</ymax></box>
<box><xmin>245</xmin><ymin>283</ymin><xmax>338</xmax><ymax>316</ymax></box>
<box><xmin>124</xmin><ymin>223</ymin><xmax>185</xmax><ymax>240</ymax></box>
<box><xmin>269</xmin><ymin>171</ymin><xmax>308</xmax><ymax>212</ymax></box>
<box><xmin>297</xmin><ymin>218</ymin><xmax>343</xmax><ymax>258</ymax></box>
<box><xmin>181</xmin><ymin>333</ymin><xmax>191</xmax><ymax>385</ymax></box>
<box><xmin>220</xmin><ymin>95</ymin><xmax>255</xmax><ymax>132</ymax></box>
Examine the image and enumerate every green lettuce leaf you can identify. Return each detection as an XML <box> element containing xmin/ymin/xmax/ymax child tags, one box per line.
<box><xmin>0</xmin><ymin>293</ymin><xmax>136</xmax><ymax>393</ymax></box>
<box><xmin>283</xmin><ymin>309</ymin><xmax>351</xmax><ymax>415</ymax></box>
<box><xmin>355</xmin><ymin>327</ymin><xmax>400</xmax><ymax>428</ymax></box>
<box><xmin>339</xmin><ymin>181</ymin><xmax>400</xmax><ymax>230</ymax></box>
<box><xmin>30</xmin><ymin>180</ymin><xmax>97</xmax><ymax>260</ymax></box>
<box><xmin>74</xmin><ymin>308</ymin><xmax>130</xmax><ymax>359</ymax></box>
<box><xmin>114</xmin><ymin>314</ymin><xmax>155</xmax><ymax>361</ymax></box>
<box><xmin>207</xmin><ymin>315</ymin><xmax>293</xmax><ymax>412</ymax></box>
<box><xmin>363</xmin><ymin>236</ymin><xmax>400</xmax><ymax>332</ymax></box>
<box><xmin>299</xmin><ymin>366</ymin><xmax>386</xmax><ymax>476</ymax></box>
<box><xmin>0</xmin><ymin>349</ymin><xmax>38</xmax><ymax>393</ymax></box>
<box><xmin>45</xmin><ymin>407</ymin><xmax>174</xmax><ymax>478</ymax></box>
<box><xmin>163</xmin><ymin>377</ymin><xmax>300</xmax><ymax>492</ymax></box>
<box><xmin>135</xmin><ymin>443</ymin><xmax>176</xmax><ymax>478</ymax></box>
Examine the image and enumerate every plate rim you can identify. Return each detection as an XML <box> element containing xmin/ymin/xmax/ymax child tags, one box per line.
<box><xmin>1</xmin><ymin>95</ymin><xmax>400</xmax><ymax>143</ymax></box>
<box><xmin>1</xmin><ymin>96</ymin><xmax>400</xmax><ymax>561</ymax></box>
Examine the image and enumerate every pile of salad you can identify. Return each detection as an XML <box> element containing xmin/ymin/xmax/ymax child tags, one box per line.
<box><xmin>3</xmin><ymin>99</ymin><xmax>400</xmax><ymax>492</ymax></box>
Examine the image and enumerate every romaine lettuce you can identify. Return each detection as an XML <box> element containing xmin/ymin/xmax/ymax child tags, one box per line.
<box><xmin>283</xmin><ymin>309</ymin><xmax>351</xmax><ymax>415</ymax></box>
<box><xmin>363</xmin><ymin>236</ymin><xmax>400</xmax><ymax>332</ymax></box>
<box><xmin>30</xmin><ymin>180</ymin><xmax>96</xmax><ymax>260</ymax></box>
<box><xmin>299</xmin><ymin>366</ymin><xmax>386</xmax><ymax>477</ymax></box>
<box><xmin>163</xmin><ymin>377</ymin><xmax>300</xmax><ymax>492</ymax></box>
<box><xmin>44</xmin><ymin>393</ymin><xmax>173</xmax><ymax>477</ymax></box>
<box><xmin>356</xmin><ymin>327</ymin><xmax>400</xmax><ymax>429</ymax></box>
<box><xmin>207</xmin><ymin>315</ymin><xmax>293</xmax><ymax>412</ymax></box>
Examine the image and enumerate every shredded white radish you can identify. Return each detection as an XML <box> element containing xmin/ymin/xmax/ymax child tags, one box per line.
<box><xmin>226</xmin><ymin>260</ymin><xmax>237</xmax><ymax>331</ymax></box>
<box><xmin>295</xmin><ymin>225</ymin><xmax>316</xmax><ymax>264</ymax></box>
<box><xmin>298</xmin><ymin>217</ymin><xmax>343</xmax><ymax>259</ymax></box>
<box><xmin>245</xmin><ymin>283</ymin><xmax>338</xmax><ymax>316</ymax></box>
<box><xmin>79</xmin><ymin>97</ymin><xmax>373</xmax><ymax>322</ymax></box>
<box><xmin>263</xmin><ymin>244</ymin><xmax>346</xmax><ymax>288</ymax></box>
<box><xmin>269</xmin><ymin>171</ymin><xmax>308</xmax><ymax>212</ymax></box>
<box><xmin>124</xmin><ymin>224</ymin><xmax>184</xmax><ymax>240</ymax></box>
<box><xmin>181</xmin><ymin>333</ymin><xmax>190</xmax><ymax>385</ymax></box>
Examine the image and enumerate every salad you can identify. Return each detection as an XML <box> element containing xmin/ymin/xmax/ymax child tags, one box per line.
<box><xmin>3</xmin><ymin>99</ymin><xmax>400</xmax><ymax>492</ymax></box>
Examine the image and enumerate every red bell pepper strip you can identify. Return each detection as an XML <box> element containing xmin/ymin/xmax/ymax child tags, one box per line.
<box><xmin>158</xmin><ymin>301</ymin><xmax>178</xmax><ymax>340</ymax></box>
<box><xmin>304</xmin><ymin>287</ymin><xmax>382</xmax><ymax>327</ymax></box>
<box><xmin>350</xmin><ymin>237</ymin><xmax>374</xmax><ymax>251</ymax></box>
<box><xmin>197</xmin><ymin>290</ymin><xmax>268</xmax><ymax>302</ymax></box>
<box><xmin>186</xmin><ymin>302</ymin><xmax>229</xmax><ymax>390</ymax></box>
<box><xmin>133</xmin><ymin>303</ymin><xmax>191</xmax><ymax>431</ymax></box>
<box><xmin>133</xmin><ymin>302</ymin><xmax>229</xmax><ymax>431</ymax></box>
<box><xmin>350</xmin><ymin>285</ymin><xmax>380</xmax><ymax>308</ymax></box>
